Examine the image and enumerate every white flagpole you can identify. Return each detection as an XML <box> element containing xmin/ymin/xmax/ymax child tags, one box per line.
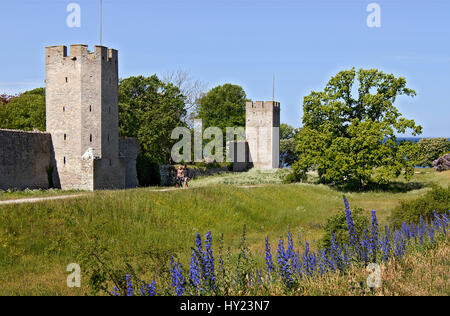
<box><xmin>272</xmin><ymin>74</ymin><xmax>275</xmax><ymax>102</ymax></box>
<box><xmin>100</xmin><ymin>0</ymin><xmax>103</xmax><ymax>45</ymax></box>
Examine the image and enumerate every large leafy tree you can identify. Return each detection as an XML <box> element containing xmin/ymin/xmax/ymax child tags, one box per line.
<box><xmin>196</xmin><ymin>84</ymin><xmax>247</xmax><ymax>131</ymax></box>
<box><xmin>293</xmin><ymin>68</ymin><xmax>423</xmax><ymax>189</ymax></box>
<box><xmin>280</xmin><ymin>123</ymin><xmax>300</xmax><ymax>167</ymax></box>
<box><xmin>118</xmin><ymin>75</ymin><xmax>186</xmax><ymax>164</ymax></box>
<box><xmin>0</xmin><ymin>88</ymin><xmax>46</xmax><ymax>131</ymax></box>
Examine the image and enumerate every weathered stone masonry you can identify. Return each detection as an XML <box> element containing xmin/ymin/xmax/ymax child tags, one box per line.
<box><xmin>0</xmin><ymin>129</ymin><xmax>54</xmax><ymax>190</ymax></box>
<box><xmin>0</xmin><ymin>45</ymin><xmax>139</xmax><ymax>191</ymax></box>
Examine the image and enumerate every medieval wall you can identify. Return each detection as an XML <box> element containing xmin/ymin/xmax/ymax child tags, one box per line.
<box><xmin>119</xmin><ymin>138</ymin><xmax>139</xmax><ymax>188</ymax></box>
<box><xmin>0</xmin><ymin>129</ymin><xmax>53</xmax><ymax>190</ymax></box>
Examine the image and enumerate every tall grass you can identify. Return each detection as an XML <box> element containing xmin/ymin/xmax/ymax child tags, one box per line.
<box><xmin>0</xmin><ymin>170</ymin><xmax>448</xmax><ymax>295</ymax></box>
<box><xmin>107</xmin><ymin>201</ymin><xmax>449</xmax><ymax>297</ymax></box>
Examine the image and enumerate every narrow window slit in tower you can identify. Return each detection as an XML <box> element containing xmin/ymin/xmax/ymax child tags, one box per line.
<box><xmin>89</xmin><ymin>105</ymin><xmax>92</xmax><ymax>112</ymax></box>
<box><xmin>65</xmin><ymin>77</ymin><xmax>68</xmax><ymax>83</ymax></box>
<box><xmin>64</xmin><ymin>134</ymin><xmax>67</xmax><ymax>141</ymax></box>
<box><xmin>90</xmin><ymin>134</ymin><xmax>93</xmax><ymax>142</ymax></box>
<box><xmin>64</xmin><ymin>157</ymin><xmax>66</xmax><ymax>165</ymax></box>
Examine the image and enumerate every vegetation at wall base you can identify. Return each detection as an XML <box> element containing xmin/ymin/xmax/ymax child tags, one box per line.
<box><xmin>136</xmin><ymin>153</ymin><xmax>161</xmax><ymax>187</ymax></box>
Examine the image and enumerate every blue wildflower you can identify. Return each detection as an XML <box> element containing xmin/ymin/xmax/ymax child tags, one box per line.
<box><xmin>204</xmin><ymin>232</ymin><xmax>216</xmax><ymax>288</ymax></box>
<box><xmin>343</xmin><ymin>196</ymin><xmax>358</xmax><ymax>247</ymax></box>
<box><xmin>189</xmin><ymin>250</ymin><xmax>201</xmax><ymax>292</ymax></box>
<box><xmin>361</xmin><ymin>230</ymin><xmax>369</xmax><ymax>263</ymax></box>
<box><xmin>126</xmin><ymin>274</ymin><xmax>133</xmax><ymax>297</ymax></box>
<box><xmin>170</xmin><ymin>257</ymin><xmax>184</xmax><ymax>296</ymax></box>
<box><xmin>264</xmin><ymin>237</ymin><xmax>275</xmax><ymax>275</ymax></box>
<box><xmin>146</xmin><ymin>281</ymin><xmax>156</xmax><ymax>296</ymax></box>
<box><xmin>370</xmin><ymin>209</ymin><xmax>379</xmax><ymax>262</ymax></box>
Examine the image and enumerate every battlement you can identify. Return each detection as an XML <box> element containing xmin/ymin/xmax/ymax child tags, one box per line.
<box><xmin>246</xmin><ymin>101</ymin><xmax>280</xmax><ymax>110</ymax></box>
<box><xmin>46</xmin><ymin>44</ymin><xmax>117</xmax><ymax>62</ymax></box>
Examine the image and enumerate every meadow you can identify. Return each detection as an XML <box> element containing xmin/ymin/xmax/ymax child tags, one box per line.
<box><xmin>0</xmin><ymin>168</ymin><xmax>448</xmax><ymax>295</ymax></box>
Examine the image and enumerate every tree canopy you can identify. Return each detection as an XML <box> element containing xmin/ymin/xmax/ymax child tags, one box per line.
<box><xmin>196</xmin><ymin>84</ymin><xmax>247</xmax><ymax>131</ymax></box>
<box><xmin>280</xmin><ymin>123</ymin><xmax>300</xmax><ymax>167</ymax></box>
<box><xmin>293</xmin><ymin>68</ymin><xmax>423</xmax><ymax>189</ymax></box>
<box><xmin>0</xmin><ymin>88</ymin><xmax>46</xmax><ymax>131</ymax></box>
<box><xmin>118</xmin><ymin>75</ymin><xmax>186</xmax><ymax>164</ymax></box>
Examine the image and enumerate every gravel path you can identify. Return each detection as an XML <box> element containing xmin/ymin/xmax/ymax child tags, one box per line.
<box><xmin>0</xmin><ymin>185</ymin><xmax>264</xmax><ymax>206</ymax></box>
<box><xmin>0</xmin><ymin>194</ymin><xmax>86</xmax><ymax>206</ymax></box>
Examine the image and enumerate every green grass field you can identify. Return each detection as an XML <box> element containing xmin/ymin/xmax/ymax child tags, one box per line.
<box><xmin>0</xmin><ymin>168</ymin><xmax>448</xmax><ymax>295</ymax></box>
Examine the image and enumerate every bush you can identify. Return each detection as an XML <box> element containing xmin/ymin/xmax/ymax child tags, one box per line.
<box><xmin>283</xmin><ymin>170</ymin><xmax>306</xmax><ymax>184</ymax></box>
<box><xmin>321</xmin><ymin>207</ymin><xmax>370</xmax><ymax>249</ymax></box>
<box><xmin>389</xmin><ymin>185</ymin><xmax>450</xmax><ymax>228</ymax></box>
<box><xmin>136</xmin><ymin>153</ymin><xmax>161</xmax><ymax>187</ymax></box>
<box><xmin>418</xmin><ymin>138</ymin><xmax>450</xmax><ymax>167</ymax></box>
<box><xmin>433</xmin><ymin>153</ymin><xmax>450</xmax><ymax>172</ymax></box>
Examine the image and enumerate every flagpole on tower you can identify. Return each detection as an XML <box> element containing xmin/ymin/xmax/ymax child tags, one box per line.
<box><xmin>100</xmin><ymin>0</ymin><xmax>103</xmax><ymax>46</ymax></box>
<box><xmin>272</xmin><ymin>74</ymin><xmax>275</xmax><ymax>102</ymax></box>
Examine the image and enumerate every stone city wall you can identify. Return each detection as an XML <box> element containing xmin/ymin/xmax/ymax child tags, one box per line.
<box><xmin>0</xmin><ymin>129</ymin><xmax>53</xmax><ymax>190</ymax></box>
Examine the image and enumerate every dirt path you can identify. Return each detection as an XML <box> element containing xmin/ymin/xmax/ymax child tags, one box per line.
<box><xmin>0</xmin><ymin>185</ymin><xmax>265</xmax><ymax>206</ymax></box>
<box><xmin>0</xmin><ymin>194</ymin><xmax>86</xmax><ymax>206</ymax></box>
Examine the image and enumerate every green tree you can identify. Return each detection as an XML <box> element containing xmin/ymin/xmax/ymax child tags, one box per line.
<box><xmin>0</xmin><ymin>88</ymin><xmax>46</xmax><ymax>131</ymax></box>
<box><xmin>118</xmin><ymin>75</ymin><xmax>186</xmax><ymax>164</ymax></box>
<box><xmin>280</xmin><ymin>123</ymin><xmax>300</xmax><ymax>167</ymax></box>
<box><xmin>293</xmin><ymin>68</ymin><xmax>423</xmax><ymax>189</ymax></box>
<box><xmin>196</xmin><ymin>84</ymin><xmax>247</xmax><ymax>131</ymax></box>
<box><xmin>417</xmin><ymin>138</ymin><xmax>450</xmax><ymax>167</ymax></box>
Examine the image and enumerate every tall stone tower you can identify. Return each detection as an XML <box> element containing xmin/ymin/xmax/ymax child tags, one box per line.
<box><xmin>45</xmin><ymin>44</ymin><xmax>125</xmax><ymax>190</ymax></box>
<box><xmin>245</xmin><ymin>101</ymin><xmax>280</xmax><ymax>169</ymax></box>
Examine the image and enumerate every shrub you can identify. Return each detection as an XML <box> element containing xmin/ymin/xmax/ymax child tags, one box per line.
<box><xmin>389</xmin><ymin>185</ymin><xmax>450</xmax><ymax>228</ymax></box>
<box><xmin>136</xmin><ymin>153</ymin><xmax>161</xmax><ymax>187</ymax></box>
<box><xmin>283</xmin><ymin>170</ymin><xmax>306</xmax><ymax>184</ymax></box>
<box><xmin>418</xmin><ymin>138</ymin><xmax>450</xmax><ymax>167</ymax></box>
<box><xmin>433</xmin><ymin>153</ymin><xmax>450</xmax><ymax>172</ymax></box>
<box><xmin>320</xmin><ymin>204</ymin><xmax>370</xmax><ymax>249</ymax></box>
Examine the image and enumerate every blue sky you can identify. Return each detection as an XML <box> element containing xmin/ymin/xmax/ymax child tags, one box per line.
<box><xmin>0</xmin><ymin>0</ymin><xmax>449</xmax><ymax>137</ymax></box>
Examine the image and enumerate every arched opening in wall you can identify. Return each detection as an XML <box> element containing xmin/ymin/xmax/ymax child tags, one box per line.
<box><xmin>63</xmin><ymin>106</ymin><xmax>65</xmax><ymax>112</ymax></box>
